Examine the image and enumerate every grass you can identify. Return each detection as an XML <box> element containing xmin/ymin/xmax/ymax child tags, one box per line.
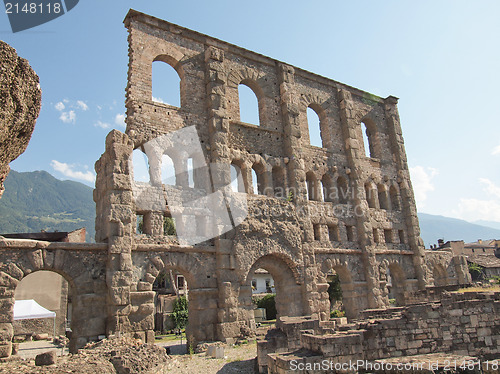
<box><xmin>154</xmin><ymin>333</ymin><xmax>183</xmax><ymax>343</ymax></box>
<box><xmin>260</xmin><ymin>319</ymin><xmax>276</xmax><ymax>327</ymax></box>
<box><xmin>456</xmin><ymin>285</ymin><xmax>500</xmax><ymax>293</ymax></box>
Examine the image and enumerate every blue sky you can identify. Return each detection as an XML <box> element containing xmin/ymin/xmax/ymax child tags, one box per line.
<box><xmin>2</xmin><ymin>0</ymin><xmax>500</xmax><ymax>224</ymax></box>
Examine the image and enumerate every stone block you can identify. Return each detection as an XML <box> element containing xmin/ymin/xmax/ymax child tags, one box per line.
<box><xmin>35</xmin><ymin>351</ymin><xmax>56</xmax><ymax>366</ymax></box>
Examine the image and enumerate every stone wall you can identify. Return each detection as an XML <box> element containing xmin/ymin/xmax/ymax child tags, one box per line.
<box><xmin>263</xmin><ymin>292</ymin><xmax>500</xmax><ymax>373</ymax></box>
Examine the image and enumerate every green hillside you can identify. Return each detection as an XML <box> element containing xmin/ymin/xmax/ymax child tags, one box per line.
<box><xmin>0</xmin><ymin>170</ymin><xmax>95</xmax><ymax>242</ymax></box>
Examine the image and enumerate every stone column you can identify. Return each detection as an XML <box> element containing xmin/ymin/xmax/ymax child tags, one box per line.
<box><xmin>338</xmin><ymin>88</ymin><xmax>384</xmax><ymax>310</ymax></box>
<box><xmin>277</xmin><ymin>63</ymin><xmax>318</xmax><ymax>317</ymax></box>
<box><xmin>204</xmin><ymin>45</ymin><xmax>241</xmax><ymax>340</ymax></box>
<box><xmin>384</xmin><ymin>96</ymin><xmax>427</xmax><ymax>289</ymax></box>
<box><xmin>95</xmin><ymin>130</ymin><xmax>135</xmax><ymax>337</ymax></box>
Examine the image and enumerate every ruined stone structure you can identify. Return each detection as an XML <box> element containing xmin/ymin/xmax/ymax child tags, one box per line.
<box><xmin>261</xmin><ymin>291</ymin><xmax>500</xmax><ymax>373</ymax></box>
<box><xmin>0</xmin><ymin>10</ymin><xmax>471</xmax><ymax>359</ymax></box>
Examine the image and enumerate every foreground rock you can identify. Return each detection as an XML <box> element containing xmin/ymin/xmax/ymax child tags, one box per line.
<box><xmin>34</xmin><ymin>351</ymin><xmax>56</xmax><ymax>366</ymax></box>
<box><xmin>0</xmin><ymin>40</ymin><xmax>41</xmax><ymax>198</ymax></box>
<box><xmin>0</xmin><ymin>336</ymin><xmax>169</xmax><ymax>373</ymax></box>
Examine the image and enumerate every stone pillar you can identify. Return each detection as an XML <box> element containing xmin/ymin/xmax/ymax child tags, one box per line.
<box><xmin>277</xmin><ymin>63</ymin><xmax>317</xmax><ymax>317</ymax></box>
<box><xmin>204</xmin><ymin>45</ymin><xmax>241</xmax><ymax>340</ymax></box>
<box><xmin>0</xmin><ymin>274</ymin><xmax>16</xmax><ymax>358</ymax></box>
<box><xmin>95</xmin><ymin>130</ymin><xmax>135</xmax><ymax>337</ymax></box>
<box><xmin>384</xmin><ymin>96</ymin><xmax>427</xmax><ymax>289</ymax></box>
<box><xmin>338</xmin><ymin>88</ymin><xmax>384</xmax><ymax>310</ymax></box>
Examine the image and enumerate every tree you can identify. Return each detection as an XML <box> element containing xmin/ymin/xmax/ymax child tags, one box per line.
<box><xmin>171</xmin><ymin>296</ymin><xmax>188</xmax><ymax>330</ymax></box>
<box><xmin>164</xmin><ymin>216</ymin><xmax>176</xmax><ymax>235</ymax></box>
<box><xmin>468</xmin><ymin>262</ymin><xmax>484</xmax><ymax>281</ymax></box>
<box><xmin>327</xmin><ymin>274</ymin><xmax>342</xmax><ymax>303</ymax></box>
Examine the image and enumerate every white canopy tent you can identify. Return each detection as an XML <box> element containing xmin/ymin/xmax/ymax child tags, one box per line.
<box><xmin>13</xmin><ymin>299</ymin><xmax>56</xmax><ymax>338</ymax></box>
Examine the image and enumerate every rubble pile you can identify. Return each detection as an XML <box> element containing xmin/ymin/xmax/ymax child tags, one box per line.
<box><xmin>0</xmin><ymin>336</ymin><xmax>170</xmax><ymax>373</ymax></box>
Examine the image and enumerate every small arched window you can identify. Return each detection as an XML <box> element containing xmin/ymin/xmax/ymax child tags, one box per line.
<box><xmin>307</xmin><ymin>107</ymin><xmax>323</xmax><ymax>147</ymax></box>
<box><xmin>389</xmin><ymin>186</ymin><xmax>401</xmax><ymax>211</ymax></box>
<box><xmin>322</xmin><ymin>174</ymin><xmax>335</xmax><ymax>202</ymax></box>
<box><xmin>187</xmin><ymin>158</ymin><xmax>194</xmax><ymax>188</ymax></box>
<box><xmin>272</xmin><ymin>166</ymin><xmax>286</xmax><ymax>198</ymax></box>
<box><xmin>365</xmin><ymin>183</ymin><xmax>377</xmax><ymax>209</ymax></box>
<box><xmin>161</xmin><ymin>154</ymin><xmax>176</xmax><ymax>186</ymax></box>
<box><xmin>230</xmin><ymin>163</ymin><xmax>245</xmax><ymax>193</ymax></box>
<box><xmin>152</xmin><ymin>60</ymin><xmax>181</xmax><ymax>107</ymax></box>
<box><xmin>131</xmin><ymin>148</ymin><xmax>150</xmax><ymax>183</ymax></box>
<box><xmin>378</xmin><ymin>184</ymin><xmax>389</xmax><ymax>210</ymax></box>
<box><xmin>238</xmin><ymin>83</ymin><xmax>260</xmax><ymax>125</ymax></box>
<box><xmin>337</xmin><ymin>176</ymin><xmax>349</xmax><ymax>204</ymax></box>
<box><xmin>251</xmin><ymin>164</ymin><xmax>265</xmax><ymax>195</ymax></box>
<box><xmin>306</xmin><ymin>172</ymin><xmax>320</xmax><ymax>201</ymax></box>
<box><xmin>361</xmin><ymin>120</ymin><xmax>378</xmax><ymax>158</ymax></box>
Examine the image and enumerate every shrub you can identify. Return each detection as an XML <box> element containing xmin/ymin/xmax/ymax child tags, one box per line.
<box><xmin>255</xmin><ymin>294</ymin><xmax>277</xmax><ymax>320</ymax></box>
<box><xmin>330</xmin><ymin>310</ymin><xmax>345</xmax><ymax>318</ymax></box>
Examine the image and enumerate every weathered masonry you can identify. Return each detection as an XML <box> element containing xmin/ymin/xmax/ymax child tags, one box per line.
<box><xmin>0</xmin><ymin>10</ymin><xmax>470</xmax><ymax>359</ymax></box>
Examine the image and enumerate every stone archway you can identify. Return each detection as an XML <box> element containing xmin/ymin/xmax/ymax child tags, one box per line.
<box><xmin>0</xmin><ymin>245</ymin><xmax>107</xmax><ymax>357</ymax></box>
<box><xmin>132</xmin><ymin>251</ymin><xmax>218</xmax><ymax>347</ymax></box>
<box><xmin>320</xmin><ymin>258</ymin><xmax>359</xmax><ymax>320</ymax></box>
<box><xmin>432</xmin><ymin>263</ymin><xmax>449</xmax><ymax>287</ymax></box>
<box><xmin>238</xmin><ymin>254</ymin><xmax>303</xmax><ymax>331</ymax></box>
<box><xmin>387</xmin><ymin>262</ymin><xmax>407</xmax><ymax>306</ymax></box>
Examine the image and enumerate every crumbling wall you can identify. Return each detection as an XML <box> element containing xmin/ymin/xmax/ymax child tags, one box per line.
<box><xmin>264</xmin><ymin>292</ymin><xmax>500</xmax><ymax>373</ymax></box>
<box><xmin>0</xmin><ymin>41</ymin><xmax>41</xmax><ymax>197</ymax></box>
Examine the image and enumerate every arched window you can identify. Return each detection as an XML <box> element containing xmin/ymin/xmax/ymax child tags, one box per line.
<box><xmin>389</xmin><ymin>185</ymin><xmax>401</xmax><ymax>211</ymax></box>
<box><xmin>322</xmin><ymin>174</ymin><xmax>335</xmax><ymax>202</ymax></box>
<box><xmin>337</xmin><ymin>176</ymin><xmax>349</xmax><ymax>204</ymax></box>
<box><xmin>187</xmin><ymin>158</ymin><xmax>194</xmax><ymax>188</ymax></box>
<box><xmin>152</xmin><ymin>60</ymin><xmax>181</xmax><ymax>107</ymax></box>
<box><xmin>230</xmin><ymin>163</ymin><xmax>245</xmax><ymax>193</ymax></box>
<box><xmin>378</xmin><ymin>184</ymin><xmax>389</xmax><ymax>210</ymax></box>
<box><xmin>238</xmin><ymin>83</ymin><xmax>260</xmax><ymax>125</ymax></box>
<box><xmin>161</xmin><ymin>154</ymin><xmax>176</xmax><ymax>186</ymax></box>
<box><xmin>251</xmin><ymin>163</ymin><xmax>265</xmax><ymax>195</ymax></box>
<box><xmin>365</xmin><ymin>182</ymin><xmax>377</xmax><ymax>208</ymax></box>
<box><xmin>272</xmin><ymin>166</ymin><xmax>286</xmax><ymax>198</ymax></box>
<box><xmin>307</xmin><ymin>107</ymin><xmax>323</xmax><ymax>147</ymax></box>
<box><xmin>361</xmin><ymin>120</ymin><xmax>378</xmax><ymax>158</ymax></box>
<box><xmin>306</xmin><ymin>172</ymin><xmax>320</xmax><ymax>201</ymax></box>
<box><xmin>131</xmin><ymin>148</ymin><xmax>150</xmax><ymax>183</ymax></box>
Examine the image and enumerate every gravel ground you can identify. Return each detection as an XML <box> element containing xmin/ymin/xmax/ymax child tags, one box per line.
<box><xmin>162</xmin><ymin>341</ymin><xmax>257</xmax><ymax>374</ymax></box>
<box><xmin>16</xmin><ymin>340</ymin><xmax>68</xmax><ymax>360</ymax></box>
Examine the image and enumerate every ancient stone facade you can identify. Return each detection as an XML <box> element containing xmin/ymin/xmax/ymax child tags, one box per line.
<box><xmin>0</xmin><ymin>10</ymin><xmax>471</xmax><ymax>359</ymax></box>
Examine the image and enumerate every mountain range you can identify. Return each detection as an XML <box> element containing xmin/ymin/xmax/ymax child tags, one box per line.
<box><xmin>0</xmin><ymin>170</ymin><xmax>95</xmax><ymax>242</ymax></box>
<box><xmin>0</xmin><ymin>170</ymin><xmax>499</xmax><ymax>247</ymax></box>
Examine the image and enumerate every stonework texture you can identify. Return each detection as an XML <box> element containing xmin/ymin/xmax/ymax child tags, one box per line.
<box><xmin>0</xmin><ymin>40</ymin><xmax>41</xmax><ymax>198</ymax></box>
<box><xmin>262</xmin><ymin>292</ymin><xmax>500</xmax><ymax>373</ymax></box>
<box><xmin>0</xmin><ymin>10</ymin><xmax>471</xmax><ymax>360</ymax></box>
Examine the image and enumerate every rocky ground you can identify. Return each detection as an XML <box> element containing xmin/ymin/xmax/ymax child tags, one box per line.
<box><xmin>0</xmin><ymin>336</ymin><xmax>258</xmax><ymax>373</ymax></box>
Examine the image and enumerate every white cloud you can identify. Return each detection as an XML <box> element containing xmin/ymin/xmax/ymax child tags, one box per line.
<box><xmin>480</xmin><ymin>178</ymin><xmax>500</xmax><ymax>198</ymax></box>
<box><xmin>59</xmin><ymin>110</ymin><xmax>76</xmax><ymax>124</ymax></box>
<box><xmin>152</xmin><ymin>96</ymin><xmax>166</xmax><ymax>104</ymax></box>
<box><xmin>452</xmin><ymin>178</ymin><xmax>500</xmax><ymax>222</ymax></box>
<box><xmin>76</xmin><ymin>100</ymin><xmax>89</xmax><ymax>111</ymax></box>
<box><xmin>492</xmin><ymin>144</ymin><xmax>500</xmax><ymax>156</ymax></box>
<box><xmin>409</xmin><ymin>166</ymin><xmax>438</xmax><ymax>208</ymax></box>
<box><xmin>94</xmin><ymin>121</ymin><xmax>111</xmax><ymax>129</ymax></box>
<box><xmin>50</xmin><ymin>160</ymin><xmax>95</xmax><ymax>183</ymax></box>
<box><xmin>55</xmin><ymin>102</ymin><xmax>65</xmax><ymax>111</ymax></box>
<box><xmin>115</xmin><ymin>114</ymin><xmax>126</xmax><ymax>127</ymax></box>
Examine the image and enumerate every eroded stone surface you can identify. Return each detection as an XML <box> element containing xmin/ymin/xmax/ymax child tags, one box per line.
<box><xmin>0</xmin><ymin>41</ymin><xmax>41</xmax><ymax>197</ymax></box>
